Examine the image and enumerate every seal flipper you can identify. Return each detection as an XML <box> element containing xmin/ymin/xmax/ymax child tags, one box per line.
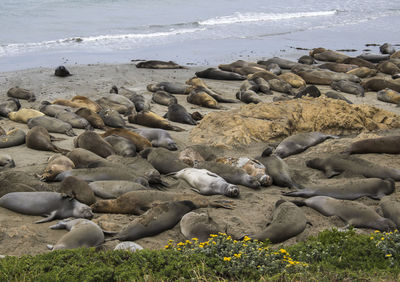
<box><xmin>35</xmin><ymin>211</ymin><xmax>57</xmax><ymax>224</ymax></box>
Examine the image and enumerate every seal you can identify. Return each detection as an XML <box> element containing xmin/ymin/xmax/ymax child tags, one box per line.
<box><xmin>0</xmin><ymin>154</ymin><xmax>15</xmax><ymax>170</ymax></box>
<box><xmin>319</xmin><ymin>62</ymin><xmax>357</xmax><ymax>73</ymax></box>
<box><xmin>292</xmin><ymin>196</ymin><xmax>395</xmax><ymax>231</ymax></box>
<box><xmin>91</xmin><ymin>190</ymin><xmax>233</xmax><ymax>215</ymax></box>
<box><xmin>248</xmin><ymin>70</ymin><xmax>280</xmax><ymax>82</ymax></box>
<box><xmin>250</xmin><ymin>77</ymin><xmax>272</xmax><ymax>94</ymax></box>
<box><xmin>361</xmin><ymin>78</ymin><xmax>400</xmax><ymax>92</ymax></box>
<box><xmin>274</xmin><ymin>132</ymin><xmax>339</xmax><ymax>158</ymax></box>
<box><xmin>180</xmin><ymin>211</ymin><xmax>223</xmax><ymax>242</ymax></box>
<box><xmin>294</xmin><ymin>85</ymin><xmax>321</xmax><ymax>99</ymax></box>
<box><xmin>140</xmin><ymin>147</ymin><xmax>188</xmax><ymax>174</ymax></box>
<box><xmin>187</xmin><ymin>90</ymin><xmax>220</xmax><ymax>109</ymax></box>
<box><xmin>0</xmin><ymin>180</ymin><xmax>35</xmax><ymax>198</ymax></box>
<box><xmin>263</xmin><ymin>63</ymin><xmax>281</xmax><ymax>75</ymax></box>
<box><xmin>101</xmin><ymin>128</ymin><xmax>152</xmax><ymax>151</ymax></box>
<box><xmin>107</xmin><ymin>201</ymin><xmax>196</xmax><ymax>242</ymax></box>
<box><xmin>0</xmin><ymin>128</ymin><xmax>26</xmax><ymax>148</ymax></box>
<box><xmin>169</xmin><ymin>168</ymin><xmax>240</xmax><ymax>197</ymax></box>
<box><xmin>377</xmin><ymin>61</ymin><xmax>400</xmax><ymax>75</ymax></box>
<box><xmin>377</xmin><ymin>89</ymin><xmax>400</xmax><ymax>104</ymax></box>
<box><xmin>152</xmin><ymin>90</ymin><xmax>177</xmax><ymax>106</ymax></box>
<box><xmin>268</xmin><ymin>79</ymin><xmax>294</xmax><ymax>94</ymax></box>
<box><xmin>345</xmin><ymin>135</ymin><xmax>400</xmax><ymax>154</ymax></box>
<box><xmin>279</xmin><ymin>72</ymin><xmax>306</xmax><ymax>88</ymax></box>
<box><xmin>306</xmin><ymin>155</ymin><xmax>400</xmax><ymax>180</ymax></box>
<box><xmin>7</xmin><ymin>86</ymin><xmax>36</xmax><ymax>102</ymax></box>
<box><xmin>330</xmin><ymin>80</ymin><xmax>364</xmax><ymax>96</ymax></box>
<box><xmin>195</xmin><ymin>161</ymin><xmax>260</xmax><ymax>189</ymax></box>
<box><xmin>26</xmin><ymin>126</ymin><xmax>69</xmax><ymax>154</ymax></box>
<box><xmin>249</xmin><ymin>200</ymin><xmax>307</xmax><ymax>243</ymax></box>
<box><xmin>291</xmin><ymin>66</ymin><xmax>360</xmax><ymax>85</ymax></box>
<box><xmin>96</xmin><ymin>97</ymin><xmax>132</xmax><ymax>115</ymax></box>
<box><xmin>114</xmin><ymin>242</ymin><xmax>143</xmax><ymax>252</ymax></box>
<box><xmin>236</xmin><ymin>90</ymin><xmax>261</xmax><ymax>104</ymax></box>
<box><xmin>283</xmin><ymin>178</ymin><xmax>394</xmax><ymax>200</ymax></box>
<box><xmin>346</xmin><ymin>67</ymin><xmax>377</xmax><ymax>78</ymax></box>
<box><xmin>135</xmin><ymin>60</ymin><xmax>185</xmax><ymax>69</ymax></box>
<box><xmin>75</xmin><ymin>107</ymin><xmax>107</xmax><ymax>130</ymax></box>
<box><xmin>54</xmin><ymin>166</ymin><xmax>139</xmax><ymax>182</ymax></box>
<box><xmin>112</xmin><ymin>87</ymin><xmax>150</xmax><ymax>112</ymax></box>
<box><xmin>324</xmin><ymin>91</ymin><xmax>353</xmax><ymax>104</ymax></box>
<box><xmin>54</xmin><ymin>66</ymin><xmax>72</xmax><ymax>77</ymax></box>
<box><xmin>380</xmin><ymin>198</ymin><xmax>400</xmax><ymax>228</ymax></box>
<box><xmin>164</xmin><ymin>103</ymin><xmax>197</xmax><ymax>125</ymax></box>
<box><xmin>380</xmin><ymin>43</ymin><xmax>396</xmax><ymax>55</ymax></box>
<box><xmin>39</xmin><ymin>154</ymin><xmax>75</xmax><ymax>181</ymax></box>
<box><xmin>258</xmin><ymin>57</ymin><xmax>297</xmax><ymax>69</ymax></box>
<box><xmin>27</xmin><ymin>115</ymin><xmax>76</xmax><ymax>136</ymax></box>
<box><xmin>218</xmin><ymin>60</ymin><xmax>266</xmax><ymax>72</ymax></box>
<box><xmin>147</xmin><ymin>82</ymin><xmax>191</xmax><ymax>94</ymax></box>
<box><xmin>311</xmin><ymin>49</ymin><xmax>349</xmax><ymax>62</ymax></box>
<box><xmin>128</xmin><ymin>111</ymin><xmax>184</xmax><ymax>132</ymax></box>
<box><xmin>59</xmin><ymin>176</ymin><xmax>96</xmax><ymax>205</ymax></box>
<box><xmin>8</xmin><ymin>108</ymin><xmax>44</xmax><ymax>123</ymax></box>
<box><xmin>67</xmin><ymin>148</ymin><xmax>108</xmax><ymax>168</ymax></box>
<box><xmin>233</xmin><ymin>66</ymin><xmax>267</xmax><ymax>76</ymax></box>
<box><xmin>0</xmin><ymin>98</ymin><xmax>21</xmax><ymax>117</ymax></box>
<box><xmin>0</xmin><ymin>191</ymin><xmax>93</xmax><ymax>223</ymax></box>
<box><xmin>134</xmin><ymin>128</ymin><xmax>177</xmax><ymax>151</ymax></box>
<box><xmin>357</xmin><ymin>53</ymin><xmax>390</xmax><ymax>63</ymax></box>
<box><xmin>89</xmin><ymin>180</ymin><xmax>148</xmax><ymax>199</ymax></box>
<box><xmin>104</xmin><ymin>135</ymin><xmax>137</xmax><ymax>157</ymax></box>
<box><xmin>47</xmin><ymin>219</ymin><xmax>104</xmax><ymax>250</ymax></box>
<box><xmin>342</xmin><ymin>57</ymin><xmax>376</xmax><ymax>69</ymax></box>
<box><xmin>39</xmin><ymin>101</ymin><xmax>71</xmax><ymax>117</ymax></box>
<box><xmin>99</xmin><ymin>108</ymin><xmax>126</xmax><ymax>128</ymax></box>
<box><xmin>298</xmin><ymin>55</ymin><xmax>316</xmax><ymax>65</ymax></box>
<box><xmin>186</xmin><ymin>77</ymin><xmax>238</xmax><ymax>103</ymax></box>
<box><xmin>55</xmin><ymin>111</ymin><xmax>92</xmax><ymax>130</ymax></box>
<box><xmin>195</xmin><ymin>68</ymin><xmax>246</xmax><ymax>80</ymax></box>
<box><xmin>53</xmin><ymin>96</ymin><xmax>102</xmax><ymax>113</ymax></box>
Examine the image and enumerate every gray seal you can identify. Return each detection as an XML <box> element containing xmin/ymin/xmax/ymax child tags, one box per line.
<box><xmin>104</xmin><ymin>135</ymin><xmax>137</xmax><ymax>157</ymax></box>
<box><xmin>140</xmin><ymin>147</ymin><xmax>189</xmax><ymax>174</ymax></box>
<box><xmin>380</xmin><ymin>199</ymin><xmax>400</xmax><ymax>228</ymax></box>
<box><xmin>152</xmin><ymin>91</ymin><xmax>177</xmax><ymax>106</ymax></box>
<box><xmin>55</xmin><ymin>111</ymin><xmax>92</xmax><ymax>130</ymax></box>
<box><xmin>380</xmin><ymin>43</ymin><xmax>396</xmax><ymax>55</ymax></box>
<box><xmin>283</xmin><ymin>178</ymin><xmax>394</xmax><ymax>200</ymax></box>
<box><xmin>47</xmin><ymin>219</ymin><xmax>104</xmax><ymax>250</ymax></box>
<box><xmin>164</xmin><ymin>103</ymin><xmax>197</xmax><ymax>125</ymax></box>
<box><xmin>136</xmin><ymin>60</ymin><xmax>185</xmax><ymax>69</ymax></box>
<box><xmin>54</xmin><ymin>167</ymin><xmax>138</xmax><ymax>182</ymax></box>
<box><xmin>324</xmin><ymin>91</ymin><xmax>353</xmax><ymax>104</ymax></box>
<box><xmin>114</xmin><ymin>242</ymin><xmax>143</xmax><ymax>252</ymax></box>
<box><xmin>195</xmin><ymin>68</ymin><xmax>246</xmax><ymax>80</ymax></box>
<box><xmin>236</xmin><ymin>90</ymin><xmax>261</xmax><ymax>104</ymax></box>
<box><xmin>26</xmin><ymin>126</ymin><xmax>69</xmax><ymax>154</ymax></box>
<box><xmin>39</xmin><ymin>101</ymin><xmax>71</xmax><ymax>117</ymax></box>
<box><xmin>74</xmin><ymin>131</ymin><xmax>115</xmax><ymax>158</ymax></box>
<box><xmin>331</xmin><ymin>80</ymin><xmax>364</xmax><ymax>96</ymax></box>
<box><xmin>89</xmin><ymin>180</ymin><xmax>148</xmax><ymax>199</ymax></box>
<box><xmin>146</xmin><ymin>82</ymin><xmax>191</xmax><ymax>95</ymax></box>
<box><xmin>345</xmin><ymin>135</ymin><xmax>400</xmax><ymax>154</ymax></box>
<box><xmin>274</xmin><ymin>132</ymin><xmax>338</xmax><ymax>158</ymax></box>
<box><xmin>27</xmin><ymin>115</ymin><xmax>76</xmax><ymax>137</ymax></box>
<box><xmin>134</xmin><ymin>128</ymin><xmax>177</xmax><ymax>151</ymax></box>
<box><xmin>249</xmin><ymin>200</ymin><xmax>307</xmax><ymax>243</ymax></box>
<box><xmin>0</xmin><ymin>192</ymin><xmax>93</xmax><ymax>223</ymax></box>
<box><xmin>292</xmin><ymin>196</ymin><xmax>395</xmax><ymax>231</ymax></box>
<box><xmin>99</xmin><ymin>108</ymin><xmax>126</xmax><ymax>128</ymax></box>
<box><xmin>0</xmin><ymin>98</ymin><xmax>21</xmax><ymax>117</ymax></box>
<box><xmin>180</xmin><ymin>211</ymin><xmax>223</xmax><ymax>242</ymax></box>
<box><xmin>59</xmin><ymin>176</ymin><xmax>96</xmax><ymax>205</ymax></box>
<box><xmin>0</xmin><ymin>128</ymin><xmax>26</xmax><ymax>148</ymax></box>
<box><xmin>67</xmin><ymin>148</ymin><xmax>108</xmax><ymax>168</ymax></box>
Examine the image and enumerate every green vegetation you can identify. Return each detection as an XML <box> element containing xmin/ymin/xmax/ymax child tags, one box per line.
<box><xmin>1</xmin><ymin>229</ymin><xmax>400</xmax><ymax>281</ymax></box>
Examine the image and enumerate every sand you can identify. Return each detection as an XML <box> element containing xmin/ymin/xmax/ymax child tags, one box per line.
<box><xmin>1</xmin><ymin>62</ymin><xmax>400</xmax><ymax>256</ymax></box>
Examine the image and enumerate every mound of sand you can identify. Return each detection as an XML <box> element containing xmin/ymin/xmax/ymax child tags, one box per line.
<box><xmin>190</xmin><ymin>97</ymin><xmax>400</xmax><ymax>147</ymax></box>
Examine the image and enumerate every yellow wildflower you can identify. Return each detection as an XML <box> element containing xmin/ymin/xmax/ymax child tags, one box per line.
<box><xmin>243</xmin><ymin>236</ymin><xmax>251</xmax><ymax>242</ymax></box>
<box><xmin>381</xmin><ymin>237</ymin><xmax>385</xmax><ymax>241</ymax></box>
<box><xmin>185</xmin><ymin>240</ymin><xmax>192</xmax><ymax>244</ymax></box>
<box><xmin>177</xmin><ymin>242</ymin><xmax>185</xmax><ymax>246</ymax></box>
<box><xmin>223</xmin><ymin>257</ymin><xmax>231</xmax><ymax>261</ymax></box>
<box><xmin>242</xmin><ymin>244</ymin><xmax>248</xmax><ymax>247</ymax></box>
<box><xmin>212</xmin><ymin>241</ymin><xmax>217</xmax><ymax>245</ymax></box>
<box><xmin>386</xmin><ymin>254</ymin><xmax>392</xmax><ymax>257</ymax></box>
<box><xmin>219</xmin><ymin>232</ymin><xmax>227</xmax><ymax>236</ymax></box>
<box><xmin>177</xmin><ymin>248</ymin><xmax>181</xmax><ymax>251</ymax></box>
<box><xmin>234</xmin><ymin>253</ymin><xmax>242</xmax><ymax>258</ymax></box>
<box><xmin>374</xmin><ymin>230</ymin><xmax>380</xmax><ymax>233</ymax></box>
<box><xmin>280</xmin><ymin>249</ymin><xmax>287</xmax><ymax>254</ymax></box>
<box><xmin>370</xmin><ymin>236</ymin><xmax>374</xmax><ymax>240</ymax></box>
<box><xmin>192</xmin><ymin>238</ymin><xmax>198</xmax><ymax>241</ymax></box>
<box><xmin>210</xmin><ymin>234</ymin><xmax>218</xmax><ymax>238</ymax></box>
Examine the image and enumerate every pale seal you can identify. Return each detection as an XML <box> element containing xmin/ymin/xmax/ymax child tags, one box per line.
<box><xmin>180</xmin><ymin>211</ymin><xmax>223</xmax><ymax>242</ymax></box>
<box><xmin>8</xmin><ymin>108</ymin><xmax>44</xmax><ymax>123</ymax></box>
<box><xmin>0</xmin><ymin>154</ymin><xmax>15</xmax><ymax>170</ymax></box>
<box><xmin>134</xmin><ymin>128</ymin><xmax>177</xmax><ymax>151</ymax></box>
<box><xmin>89</xmin><ymin>180</ymin><xmax>148</xmax><ymax>199</ymax></box>
<box><xmin>128</xmin><ymin>111</ymin><xmax>184</xmax><ymax>132</ymax></box>
<box><xmin>39</xmin><ymin>154</ymin><xmax>75</xmax><ymax>181</ymax></box>
<box><xmin>377</xmin><ymin>89</ymin><xmax>400</xmax><ymax>104</ymax></box>
<box><xmin>187</xmin><ymin>90</ymin><xmax>220</xmax><ymax>109</ymax></box>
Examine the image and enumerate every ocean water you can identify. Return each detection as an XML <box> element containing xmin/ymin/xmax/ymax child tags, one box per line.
<box><xmin>0</xmin><ymin>0</ymin><xmax>399</xmax><ymax>71</ymax></box>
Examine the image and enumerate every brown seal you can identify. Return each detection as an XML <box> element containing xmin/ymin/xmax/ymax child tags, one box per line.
<box><xmin>319</xmin><ymin>62</ymin><xmax>358</xmax><ymax>73</ymax></box>
<box><xmin>53</xmin><ymin>96</ymin><xmax>102</xmax><ymax>112</ymax></box>
<box><xmin>67</xmin><ymin>148</ymin><xmax>108</xmax><ymax>168</ymax></box>
<box><xmin>195</xmin><ymin>68</ymin><xmax>246</xmax><ymax>80</ymax></box>
<box><xmin>128</xmin><ymin>111</ymin><xmax>184</xmax><ymax>131</ymax></box>
<box><xmin>186</xmin><ymin>77</ymin><xmax>238</xmax><ymax>103</ymax></box>
<box><xmin>377</xmin><ymin>61</ymin><xmax>400</xmax><ymax>75</ymax></box>
<box><xmin>74</xmin><ymin>131</ymin><xmax>115</xmax><ymax>158</ymax></box>
<box><xmin>75</xmin><ymin>107</ymin><xmax>107</xmax><ymax>130</ymax></box>
<box><xmin>346</xmin><ymin>67</ymin><xmax>377</xmax><ymax>78</ymax></box>
<box><xmin>0</xmin><ymin>128</ymin><xmax>26</xmax><ymax>148</ymax></box>
<box><xmin>135</xmin><ymin>60</ymin><xmax>186</xmax><ymax>69</ymax></box>
<box><xmin>187</xmin><ymin>90</ymin><xmax>220</xmax><ymax>109</ymax></box>
<box><xmin>361</xmin><ymin>78</ymin><xmax>400</xmax><ymax>92</ymax></box>
<box><xmin>0</xmin><ymin>98</ymin><xmax>21</xmax><ymax>117</ymax></box>
<box><xmin>278</xmin><ymin>72</ymin><xmax>306</xmax><ymax>88</ymax></box>
<box><xmin>39</xmin><ymin>154</ymin><xmax>75</xmax><ymax>181</ymax></box>
<box><xmin>101</xmin><ymin>128</ymin><xmax>152</xmax><ymax>151</ymax></box>
<box><xmin>140</xmin><ymin>147</ymin><xmax>188</xmax><ymax>174</ymax></box>
<box><xmin>345</xmin><ymin>135</ymin><xmax>400</xmax><ymax>154</ymax></box>
<box><xmin>377</xmin><ymin>89</ymin><xmax>400</xmax><ymax>104</ymax></box>
<box><xmin>7</xmin><ymin>86</ymin><xmax>36</xmax><ymax>102</ymax></box>
<box><xmin>59</xmin><ymin>176</ymin><xmax>96</xmax><ymax>205</ymax></box>
<box><xmin>26</xmin><ymin>126</ymin><xmax>69</xmax><ymax>154</ymax></box>
<box><xmin>27</xmin><ymin>115</ymin><xmax>76</xmax><ymax>136</ymax></box>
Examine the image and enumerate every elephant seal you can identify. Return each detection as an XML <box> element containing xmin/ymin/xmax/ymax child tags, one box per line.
<box><xmin>147</xmin><ymin>82</ymin><xmax>191</xmax><ymax>94</ymax></box>
<box><xmin>170</xmin><ymin>168</ymin><xmax>240</xmax><ymax>197</ymax></box>
<box><xmin>134</xmin><ymin>128</ymin><xmax>177</xmax><ymax>151</ymax></box>
<box><xmin>358</xmin><ymin>53</ymin><xmax>390</xmax><ymax>63</ymax></box>
<box><xmin>268</xmin><ymin>79</ymin><xmax>294</xmax><ymax>94</ymax></box>
<box><xmin>250</xmin><ymin>200</ymin><xmax>307</xmax><ymax>243</ymax></box>
<box><xmin>195</xmin><ymin>161</ymin><xmax>260</xmax><ymax>189</ymax></box>
<box><xmin>0</xmin><ymin>192</ymin><xmax>93</xmax><ymax>223</ymax></box>
<box><xmin>67</xmin><ymin>148</ymin><xmax>108</xmax><ymax>168</ymax></box>
<box><xmin>324</xmin><ymin>91</ymin><xmax>353</xmax><ymax>104</ymax></box>
<box><xmin>342</xmin><ymin>57</ymin><xmax>376</xmax><ymax>69</ymax></box>
<box><xmin>91</xmin><ymin>190</ymin><xmax>233</xmax><ymax>215</ymax></box>
<box><xmin>96</xmin><ymin>97</ymin><xmax>132</xmax><ymax>116</ymax></box>
<box><xmin>250</xmin><ymin>77</ymin><xmax>272</xmax><ymax>94</ymax></box>
<box><xmin>8</xmin><ymin>108</ymin><xmax>44</xmax><ymax>123</ymax></box>
<box><xmin>47</xmin><ymin>219</ymin><xmax>104</xmax><ymax>250</ymax></box>
<box><xmin>53</xmin><ymin>96</ymin><xmax>102</xmax><ymax>113</ymax></box>
<box><xmin>331</xmin><ymin>80</ymin><xmax>364</xmax><ymax>96</ymax></box>
<box><xmin>346</xmin><ymin>67</ymin><xmax>377</xmax><ymax>78</ymax></box>
<box><xmin>180</xmin><ymin>211</ymin><xmax>223</xmax><ymax>242</ymax></box>
<box><xmin>89</xmin><ymin>180</ymin><xmax>148</xmax><ymax>199</ymax></box>
<box><xmin>377</xmin><ymin>61</ymin><xmax>400</xmax><ymax>75</ymax></box>
<box><xmin>178</xmin><ymin>145</ymin><xmax>217</xmax><ymax>167</ymax></box>
<box><xmin>152</xmin><ymin>91</ymin><xmax>177</xmax><ymax>106</ymax></box>
<box><xmin>345</xmin><ymin>135</ymin><xmax>400</xmax><ymax>154</ymax></box>
<box><xmin>99</xmin><ymin>108</ymin><xmax>126</xmax><ymax>128</ymax></box>
<box><xmin>292</xmin><ymin>196</ymin><xmax>395</xmax><ymax>231</ymax></box>
<box><xmin>258</xmin><ymin>57</ymin><xmax>297</xmax><ymax>69</ymax></box>
<box><xmin>0</xmin><ymin>98</ymin><xmax>21</xmax><ymax>117</ymax></box>
<box><xmin>27</xmin><ymin>115</ymin><xmax>76</xmax><ymax>136</ymax></box>
<box><xmin>39</xmin><ymin>101</ymin><xmax>71</xmax><ymax>117</ymax></box>
<box><xmin>380</xmin><ymin>43</ymin><xmax>396</xmax><ymax>55</ymax></box>
<box><xmin>187</xmin><ymin>90</ymin><xmax>220</xmax><ymax>109</ymax></box>
<box><xmin>377</xmin><ymin>88</ymin><xmax>400</xmax><ymax>104</ymax></box>
<box><xmin>186</xmin><ymin>77</ymin><xmax>238</xmax><ymax>103</ymax></box>
<box><xmin>136</xmin><ymin>60</ymin><xmax>185</xmax><ymax>69</ymax></box>
<box><xmin>274</xmin><ymin>132</ymin><xmax>338</xmax><ymax>158</ymax></box>
<box><xmin>108</xmin><ymin>201</ymin><xmax>196</xmax><ymax>242</ymax></box>
<box><xmin>218</xmin><ymin>60</ymin><xmax>265</xmax><ymax>72</ymax></box>
<box><xmin>26</xmin><ymin>126</ymin><xmax>69</xmax><ymax>154</ymax></box>
<box><xmin>361</xmin><ymin>78</ymin><xmax>400</xmax><ymax>92</ymax></box>
<box><xmin>114</xmin><ymin>242</ymin><xmax>143</xmax><ymax>252</ymax></box>
<box><xmin>195</xmin><ymin>68</ymin><xmax>246</xmax><ymax>80</ymax></box>
<box><xmin>54</xmin><ymin>167</ymin><xmax>138</xmax><ymax>182</ymax></box>
<box><xmin>215</xmin><ymin>157</ymin><xmax>272</xmax><ymax>187</ymax></box>
<box><xmin>319</xmin><ymin>62</ymin><xmax>357</xmax><ymax>73</ymax></box>
<box><xmin>294</xmin><ymin>85</ymin><xmax>321</xmax><ymax>99</ymax></box>
<box><xmin>141</xmin><ymin>147</ymin><xmax>188</xmax><ymax>174</ymax></box>
<box><xmin>236</xmin><ymin>90</ymin><xmax>261</xmax><ymax>104</ymax></box>
<box><xmin>128</xmin><ymin>111</ymin><xmax>184</xmax><ymax>132</ymax></box>
<box><xmin>39</xmin><ymin>154</ymin><xmax>75</xmax><ymax>181</ymax></box>
<box><xmin>101</xmin><ymin>128</ymin><xmax>152</xmax><ymax>152</ymax></box>
<box><xmin>0</xmin><ymin>154</ymin><xmax>15</xmax><ymax>171</ymax></box>
<box><xmin>7</xmin><ymin>87</ymin><xmax>36</xmax><ymax>102</ymax></box>
<box><xmin>54</xmin><ymin>66</ymin><xmax>72</xmax><ymax>77</ymax></box>
<box><xmin>380</xmin><ymin>199</ymin><xmax>400</xmax><ymax>228</ymax></box>
<box><xmin>74</xmin><ymin>131</ymin><xmax>115</xmax><ymax>158</ymax></box>
<box><xmin>298</xmin><ymin>55</ymin><xmax>316</xmax><ymax>65</ymax></box>
<box><xmin>55</xmin><ymin>111</ymin><xmax>92</xmax><ymax>130</ymax></box>
<box><xmin>0</xmin><ymin>180</ymin><xmax>35</xmax><ymax>198</ymax></box>
<box><xmin>59</xmin><ymin>176</ymin><xmax>96</xmax><ymax>205</ymax></box>
<box><xmin>311</xmin><ymin>49</ymin><xmax>349</xmax><ymax>62</ymax></box>
<box><xmin>306</xmin><ymin>155</ymin><xmax>400</xmax><ymax>180</ymax></box>
<box><xmin>283</xmin><ymin>178</ymin><xmax>394</xmax><ymax>200</ymax></box>
<box><xmin>279</xmin><ymin>73</ymin><xmax>306</xmax><ymax>88</ymax></box>
<box><xmin>0</xmin><ymin>128</ymin><xmax>26</xmax><ymax>148</ymax></box>
<box><xmin>103</xmin><ymin>135</ymin><xmax>137</xmax><ymax>157</ymax></box>
<box><xmin>164</xmin><ymin>103</ymin><xmax>197</xmax><ymax>125</ymax></box>
<box><xmin>75</xmin><ymin>108</ymin><xmax>107</xmax><ymax>130</ymax></box>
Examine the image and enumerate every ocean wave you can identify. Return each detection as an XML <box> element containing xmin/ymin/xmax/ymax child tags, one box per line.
<box><xmin>198</xmin><ymin>10</ymin><xmax>337</xmax><ymax>26</ymax></box>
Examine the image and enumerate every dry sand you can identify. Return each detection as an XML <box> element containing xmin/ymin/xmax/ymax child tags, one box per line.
<box><xmin>1</xmin><ymin>62</ymin><xmax>400</xmax><ymax>256</ymax></box>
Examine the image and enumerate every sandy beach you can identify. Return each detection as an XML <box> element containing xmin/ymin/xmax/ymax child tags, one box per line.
<box><xmin>1</xmin><ymin>60</ymin><xmax>400</xmax><ymax>256</ymax></box>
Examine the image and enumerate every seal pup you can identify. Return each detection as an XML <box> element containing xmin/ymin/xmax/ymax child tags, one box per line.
<box><xmin>54</xmin><ymin>66</ymin><xmax>72</xmax><ymax>77</ymax></box>
<box><xmin>268</xmin><ymin>79</ymin><xmax>294</xmax><ymax>94</ymax></box>
<box><xmin>345</xmin><ymin>135</ymin><xmax>400</xmax><ymax>154</ymax></box>
<box><xmin>53</xmin><ymin>96</ymin><xmax>102</xmax><ymax>113</ymax></box>
<box><xmin>249</xmin><ymin>200</ymin><xmax>307</xmax><ymax>243</ymax></box>
<box><xmin>89</xmin><ymin>180</ymin><xmax>149</xmax><ymax>199</ymax></box>
<box><xmin>279</xmin><ymin>72</ymin><xmax>306</xmax><ymax>88</ymax></box>
<box><xmin>47</xmin><ymin>219</ymin><xmax>104</xmax><ymax>250</ymax></box>
<box><xmin>107</xmin><ymin>201</ymin><xmax>196</xmax><ymax>242</ymax></box>
<box><xmin>0</xmin><ymin>192</ymin><xmax>93</xmax><ymax>223</ymax></box>
<box><xmin>151</xmin><ymin>91</ymin><xmax>177</xmax><ymax>106</ymax></box>
<box><xmin>283</xmin><ymin>178</ymin><xmax>394</xmax><ymax>200</ymax></box>
<box><xmin>0</xmin><ymin>98</ymin><xmax>21</xmax><ymax>117</ymax></box>
<box><xmin>135</xmin><ymin>60</ymin><xmax>185</xmax><ymax>69</ymax></box>
<box><xmin>74</xmin><ymin>131</ymin><xmax>115</xmax><ymax>158</ymax></box>
<box><xmin>0</xmin><ymin>154</ymin><xmax>15</xmax><ymax>170</ymax></box>
<box><xmin>75</xmin><ymin>108</ymin><xmax>107</xmax><ymax>130</ymax></box>
<box><xmin>377</xmin><ymin>88</ymin><xmax>400</xmax><ymax>104</ymax></box>
<box><xmin>180</xmin><ymin>211</ymin><xmax>223</xmax><ymax>242</ymax></box>
<box><xmin>147</xmin><ymin>82</ymin><xmax>191</xmax><ymax>94</ymax></box>
<box><xmin>141</xmin><ymin>147</ymin><xmax>188</xmax><ymax>174</ymax></box>
<box><xmin>8</xmin><ymin>108</ymin><xmax>44</xmax><ymax>123</ymax></box>
<box><xmin>27</xmin><ymin>115</ymin><xmax>76</xmax><ymax>136</ymax></box>
<box><xmin>195</xmin><ymin>68</ymin><xmax>246</xmax><ymax>80</ymax></box>
<box><xmin>169</xmin><ymin>168</ymin><xmax>240</xmax><ymax>197</ymax></box>
<box><xmin>39</xmin><ymin>154</ymin><xmax>75</xmax><ymax>181</ymax></box>
<box><xmin>306</xmin><ymin>155</ymin><xmax>400</xmax><ymax>180</ymax></box>
<box><xmin>7</xmin><ymin>87</ymin><xmax>36</xmax><ymax>102</ymax></box>
<box><xmin>380</xmin><ymin>199</ymin><xmax>400</xmax><ymax>228</ymax></box>
<box><xmin>292</xmin><ymin>196</ymin><xmax>395</xmax><ymax>231</ymax></box>
<box><xmin>96</xmin><ymin>97</ymin><xmax>132</xmax><ymax>115</ymax></box>
<box><xmin>0</xmin><ymin>128</ymin><xmax>26</xmax><ymax>148</ymax></box>
<box><xmin>98</xmin><ymin>108</ymin><xmax>127</xmax><ymax>128</ymax></box>
<box><xmin>164</xmin><ymin>103</ymin><xmax>197</xmax><ymax>125</ymax></box>
<box><xmin>101</xmin><ymin>128</ymin><xmax>152</xmax><ymax>151</ymax></box>
<box><xmin>331</xmin><ymin>80</ymin><xmax>364</xmax><ymax>96</ymax></box>
<box><xmin>134</xmin><ymin>128</ymin><xmax>177</xmax><ymax>151</ymax></box>
<box><xmin>128</xmin><ymin>111</ymin><xmax>184</xmax><ymax>132</ymax></box>
<box><xmin>91</xmin><ymin>190</ymin><xmax>234</xmax><ymax>215</ymax></box>
<box><xmin>103</xmin><ymin>135</ymin><xmax>137</xmax><ymax>157</ymax></box>
<box><xmin>59</xmin><ymin>176</ymin><xmax>96</xmax><ymax>205</ymax></box>
<box><xmin>187</xmin><ymin>90</ymin><xmax>220</xmax><ymax>109</ymax></box>
<box><xmin>274</xmin><ymin>132</ymin><xmax>339</xmax><ymax>158</ymax></box>
<box><xmin>26</xmin><ymin>126</ymin><xmax>69</xmax><ymax>154</ymax></box>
